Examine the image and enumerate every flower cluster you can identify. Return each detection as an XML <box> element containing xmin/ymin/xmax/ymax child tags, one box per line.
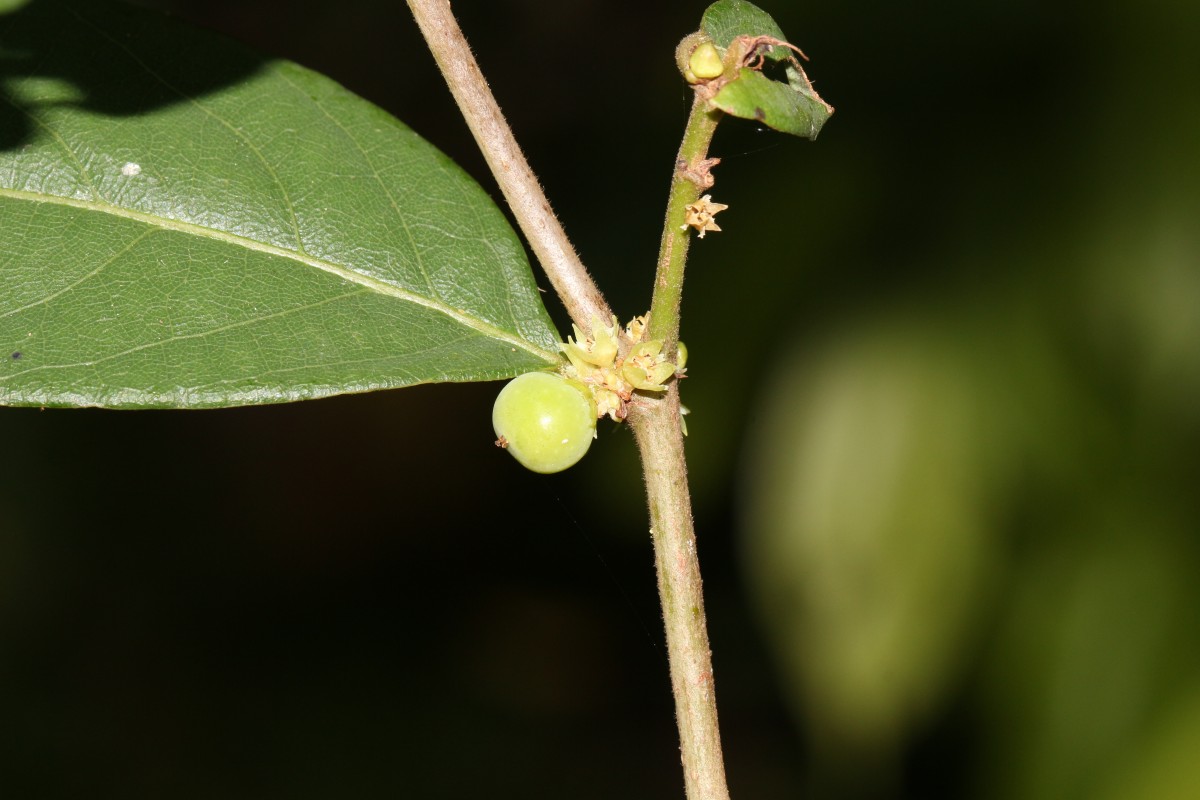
<box><xmin>560</xmin><ymin>315</ymin><xmax>682</xmax><ymax>422</ymax></box>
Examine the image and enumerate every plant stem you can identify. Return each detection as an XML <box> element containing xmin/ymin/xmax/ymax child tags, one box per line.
<box><xmin>406</xmin><ymin>3</ymin><xmax>730</xmax><ymax>797</ymax></box>
<box><xmin>627</xmin><ymin>86</ymin><xmax>729</xmax><ymax>800</ymax></box>
<box><xmin>405</xmin><ymin>0</ymin><xmax>612</xmax><ymax>330</ymax></box>
<box><xmin>628</xmin><ymin>393</ymin><xmax>731</xmax><ymax>800</ymax></box>
<box><xmin>647</xmin><ymin>93</ymin><xmax>722</xmax><ymax>350</ymax></box>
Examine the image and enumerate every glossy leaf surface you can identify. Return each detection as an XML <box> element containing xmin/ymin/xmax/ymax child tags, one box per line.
<box><xmin>0</xmin><ymin>0</ymin><xmax>559</xmax><ymax>408</ymax></box>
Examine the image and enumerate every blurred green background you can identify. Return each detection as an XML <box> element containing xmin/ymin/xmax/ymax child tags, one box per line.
<box><xmin>3</xmin><ymin>0</ymin><xmax>1198</xmax><ymax>797</ymax></box>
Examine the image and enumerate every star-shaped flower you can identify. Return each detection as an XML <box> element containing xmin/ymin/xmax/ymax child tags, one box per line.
<box><xmin>682</xmin><ymin>195</ymin><xmax>729</xmax><ymax>238</ymax></box>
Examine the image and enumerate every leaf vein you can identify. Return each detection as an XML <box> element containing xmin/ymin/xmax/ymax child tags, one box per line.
<box><xmin>5</xmin><ymin>288</ymin><xmax>372</xmax><ymax>378</ymax></box>
<box><xmin>0</xmin><ymin>228</ymin><xmax>155</xmax><ymax>320</ymax></box>
<box><xmin>66</xmin><ymin>4</ymin><xmax>308</xmax><ymax>254</ymax></box>
<box><xmin>273</xmin><ymin>66</ymin><xmax>440</xmax><ymax>300</ymax></box>
<box><xmin>0</xmin><ymin>186</ymin><xmax>559</xmax><ymax>364</ymax></box>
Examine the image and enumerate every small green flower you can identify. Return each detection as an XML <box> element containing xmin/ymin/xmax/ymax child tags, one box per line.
<box><xmin>553</xmin><ymin>313</ymin><xmax>685</xmax><ymax>425</ymax></box>
<box><xmin>561</xmin><ymin>316</ymin><xmax>620</xmax><ymax>373</ymax></box>
<box><xmin>623</xmin><ymin>340</ymin><xmax>676</xmax><ymax>391</ymax></box>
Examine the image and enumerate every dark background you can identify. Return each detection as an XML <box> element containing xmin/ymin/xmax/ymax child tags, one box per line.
<box><xmin>3</xmin><ymin>1</ymin><xmax>1198</xmax><ymax>798</ymax></box>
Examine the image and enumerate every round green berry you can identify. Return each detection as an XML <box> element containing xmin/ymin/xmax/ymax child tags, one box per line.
<box><xmin>493</xmin><ymin>372</ymin><xmax>597</xmax><ymax>474</ymax></box>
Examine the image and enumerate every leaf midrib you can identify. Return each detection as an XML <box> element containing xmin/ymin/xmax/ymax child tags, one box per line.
<box><xmin>0</xmin><ymin>186</ymin><xmax>560</xmax><ymax>365</ymax></box>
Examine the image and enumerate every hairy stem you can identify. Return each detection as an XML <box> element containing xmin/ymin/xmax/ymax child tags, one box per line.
<box><xmin>405</xmin><ymin>0</ymin><xmax>612</xmax><ymax>329</ymax></box>
<box><xmin>628</xmin><ymin>391</ymin><xmax>731</xmax><ymax>800</ymax></box>
<box><xmin>628</xmin><ymin>85</ymin><xmax>729</xmax><ymax>800</ymax></box>
<box><xmin>406</xmin><ymin>3</ymin><xmax>730</xmax><ymax>797</ymax></box>
<box><xmin>647</xmin><ymin>93</ymin><xmax>722</xmax><ymax>349</ymax></box>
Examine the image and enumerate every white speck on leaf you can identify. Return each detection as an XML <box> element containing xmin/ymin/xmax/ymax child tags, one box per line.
<box><xmin>121</xmin><ymin>162</ymin><xmax>141</xmax><ymax>176</ymax></box>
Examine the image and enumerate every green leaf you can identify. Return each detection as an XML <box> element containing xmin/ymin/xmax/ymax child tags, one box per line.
<box><xmin>701</xmin><ymin>0</ymin><xmax>789</xmax><ymax>57</ymax></box>
<box><xmin>0</xmin><ymin>0</ymin><xmax>560</xmax><ymax>409</ymax></box>
<box><xmin>698</xmin><ymin>0</ymin><xmax>834</xmax><ymax>140</ymax></box>
<box><xmin>711</xmin><ymin>68</ymin><xmax>833</xmax><ymax>139</ymax></box>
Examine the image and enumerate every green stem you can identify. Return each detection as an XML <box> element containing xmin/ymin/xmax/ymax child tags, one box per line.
<box><xmin>629</xmin><ymin>392</ymin><xmax>731</xmax><ymax>800</ymax></box>
<box><xmin>628</xmin><ymin>88</ymin><xmax>729</xmax><ymax>800</ymax></box>
<box><xmin>647</xmin><ymin>93</ymin><xmax>722</xmax><ymax>349</ymax></box>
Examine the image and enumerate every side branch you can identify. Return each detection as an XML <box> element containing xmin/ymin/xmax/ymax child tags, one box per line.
<box><xmin>647</xmin><ymin>93</ymin><xmax>722</xmax><ymax>349</ymax></box>
<box><xmin>405</xmin><ymin>0</ymin><xmax>612</xmax><ymax>329</ymax></box>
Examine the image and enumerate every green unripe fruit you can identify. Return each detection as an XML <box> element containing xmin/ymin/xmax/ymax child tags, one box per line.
<box><xmin>688</xmin><ymin>42</ymin><xmax>724</xmax><ymax>80</ymax></box>
<box><xmin>493</xmin><ymin>372</ymin><xmax>597</xmax><ymax>474</ymax></box>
